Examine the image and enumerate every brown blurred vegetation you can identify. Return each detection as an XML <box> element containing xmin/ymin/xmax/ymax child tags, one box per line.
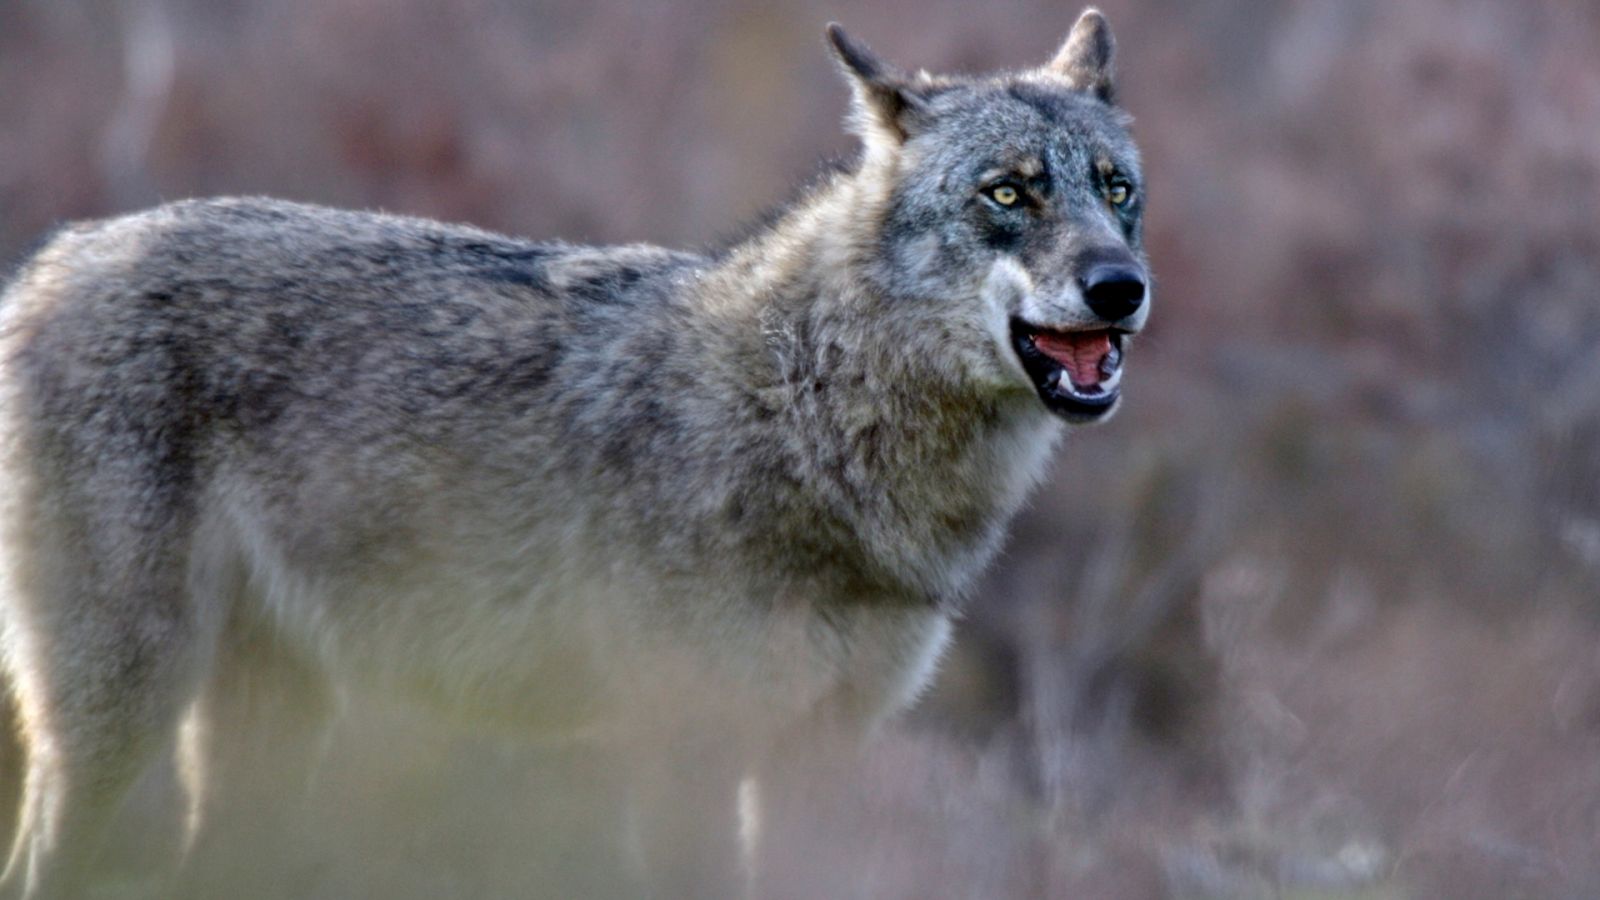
<box><xmin>4</xmin><ymin>0</ymin><xmax>1600</xmax><ymax>896</ymax></box>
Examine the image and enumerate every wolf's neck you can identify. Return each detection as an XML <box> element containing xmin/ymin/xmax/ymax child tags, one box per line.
<box><xmin>717</xmin><ymin>165</ymin><xmax>884</xmax><ymax>304</ymax></box>
<box><xmin>711</xmin><ymin>161</ymin><xmax>1014</xmax><ymax>419</ymax></box>
<box><xmin>677</xmin><ymin>166</ymin><xmax>1059</xmax><ymax>604</ymax></box>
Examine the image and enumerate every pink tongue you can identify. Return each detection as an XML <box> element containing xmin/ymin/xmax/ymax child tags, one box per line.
<box><xmin>1033</xmin><ymin>331</ymin><xmax>1110</xmax><ymax>387</ymax></box>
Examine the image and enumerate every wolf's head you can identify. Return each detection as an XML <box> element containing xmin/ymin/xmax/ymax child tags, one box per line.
<box><xmin>826</xmin><ymin>9</ymin><xmax>1147</xmax><ymax>424</ymax></box>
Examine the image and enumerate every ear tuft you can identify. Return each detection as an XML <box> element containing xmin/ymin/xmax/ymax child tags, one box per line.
<box><xmin>1046</xmin><ymin>7</ymin><xmax>1116</xmax><ymax>103</ymax></box>
<box><xmin>824</xmin><ymin>24</ymin><xmax>931</xmax><ymax>146</ymax></box>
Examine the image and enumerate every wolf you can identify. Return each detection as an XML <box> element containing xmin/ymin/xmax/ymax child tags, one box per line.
<box><xmin>0</xmin><ymin>8</ymin><xmax>1148</xmax><ymax>897</ymax></box>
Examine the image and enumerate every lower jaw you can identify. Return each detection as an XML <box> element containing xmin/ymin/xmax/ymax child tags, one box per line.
<box><xmin>1037</xmin><ymin>384</ymin><xmax>1119</xmax><ymax>422</ymax></box>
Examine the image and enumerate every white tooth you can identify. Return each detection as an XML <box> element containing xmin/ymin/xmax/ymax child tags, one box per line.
<box><xmin>1101</xmin><ymin>364</ymin><xmax>1123</xmax><ymax>392</ymax></box>
<box><xmin>1102</xmin><ymin>344</ymin><xmax>1122</xmax><ymax>373</ymax></box>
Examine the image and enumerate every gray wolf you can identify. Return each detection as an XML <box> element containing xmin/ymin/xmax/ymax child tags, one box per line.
<box><xmin>0</xmin><ymin>8</ymin><xmax>1148</xmax><ymax>897</ymax></box>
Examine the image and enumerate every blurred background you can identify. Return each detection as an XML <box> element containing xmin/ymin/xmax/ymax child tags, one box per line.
<box><xmin>4</xmin><ymin>0</ymin><xmax>1600</xmax><ymax>897</ymax></box>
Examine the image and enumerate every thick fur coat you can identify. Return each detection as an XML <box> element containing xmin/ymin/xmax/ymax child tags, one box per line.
<box><xmin>0</xmin><ymin>9</ymin><xmax>1148</xmax><ymax>897</ymax></box>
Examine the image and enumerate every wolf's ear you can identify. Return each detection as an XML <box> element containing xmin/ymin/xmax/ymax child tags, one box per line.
<box><xmin>825</xmin><ymin>23</ymin><xmax>934</xmax><ymax>146</ymax></box>
<box><xmin>1045</xmin><ymin>8</ymin><xmax>1116</xmax><ymax>103</ymax></box>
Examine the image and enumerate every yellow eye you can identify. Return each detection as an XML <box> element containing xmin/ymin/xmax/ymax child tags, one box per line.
<box><xmin>989</xmin><ymin>184</ymin><xmax>1020</xmax><ymax>206</ymax></box>
<box><xmin>1108</xmin><ymin>183</ymin><xmax>1131</xmax><ymax>206</ymax></box>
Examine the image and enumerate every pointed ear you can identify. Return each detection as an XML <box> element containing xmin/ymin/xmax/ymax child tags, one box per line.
<box><xmin>825</xmin><ymin>23</ymin><xmax>933</xmax><ymax>145</ymax></box>
<box><xmin>1045</xmin><ymin>7</ymin><xmax>1116</xmax><ymax>103</ymax></box>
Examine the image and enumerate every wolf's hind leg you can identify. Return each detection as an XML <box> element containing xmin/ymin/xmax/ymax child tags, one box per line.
<box><xmin>0</xmin><ymin>684</ymin><xmax>23</xmax><ymax>876</ymax></box>
<box><xmin>0</xmin><ymin>601</ymin><xmax>207</xmax><ymax>900</ymax></box>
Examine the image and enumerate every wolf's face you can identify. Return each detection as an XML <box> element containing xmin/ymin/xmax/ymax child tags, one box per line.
<box><xmin>831</xmin><ymin>10</ymin><xmax>1148</xmax><ymax>423</ymax></box>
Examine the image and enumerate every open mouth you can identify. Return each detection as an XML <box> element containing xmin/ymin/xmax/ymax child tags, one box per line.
<box><xmin>1010</xmin><ymin>319</ymin><xmax>1127</xmax><ymax>421</ymax></box>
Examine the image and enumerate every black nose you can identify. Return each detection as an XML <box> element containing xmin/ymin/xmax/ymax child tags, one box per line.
<box><xmin>1080</xmin><ymin>265</ymin><xmax>1146</xmax><ymax>322</ymax></box>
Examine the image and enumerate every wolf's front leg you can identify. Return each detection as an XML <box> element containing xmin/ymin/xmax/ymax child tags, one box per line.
<box><xmin>621</xmin><ymin>740</ymin><xmax>748</xmax><ymax>900</ymax></box>
<box><xmin>743</xmin><ymin>689</ymin><xmax>885</xmax><ymax>900</ymax></box>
